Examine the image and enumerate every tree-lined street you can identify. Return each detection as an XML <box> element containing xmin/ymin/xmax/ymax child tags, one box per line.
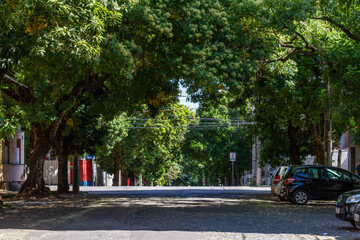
<box><xmin>1</xmin><ymin>187</ymin><xmax>359</xmax><ymax>240</ymax></box>
<box><xmin>2</xmin><ymin>1</ymin><xmax>360</xmax><ymax>238</ymax></box>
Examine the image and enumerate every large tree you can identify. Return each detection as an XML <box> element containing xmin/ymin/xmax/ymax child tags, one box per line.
<box><xmin>1</xmin><ymin>0</ymin><xmax>259</xmax><ymax>195</ymax></box>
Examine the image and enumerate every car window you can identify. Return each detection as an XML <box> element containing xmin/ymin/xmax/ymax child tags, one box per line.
<box><xmin>319</xmin><ymin>168</ymin><xmax>327</xmax><ymax>179</ymax></box>
<box><xmin>279</xmin><ymin>167</ymin><xmax>288</xmax><ymax>178</ymax></box>
<box><xmin>342</xmin><ymin>171</ymin><xmax>352</xmax><ymax>182</ymax></box>
<box><xmin>307</xmin><ymin>167</ymin><xmax>325</xmax><ymax>179</ymax></box>
<box><xmin>327</xmin><ymin>168</ymin><xmax>351</xmax><ymax>182</ymax></box>
<box><xmin>294</xmin><ymin>167</ymin><xmax>307</xmax><ymax>177</ymax></box>
<box><xmin>273</xmin><ymin>167</ymin><xmax>280</xmax><ymax>177</ymax></box>
<box><xmin>352</xmin><ymin>174</ymin><xmax>360</xmax><ymax>184</ymax></box>
<box><xmin>326</xmin><ymin>168</ymin><xmax>341</xmax><ymax>180</ymax></box>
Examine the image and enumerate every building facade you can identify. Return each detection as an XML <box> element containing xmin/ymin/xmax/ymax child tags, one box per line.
<box><xmin>332</xmin><ymin>131</ymin><xmax>360</xmax><ymax>174</ymax></box>
<box><xmin>0</xmin><ymin>131</ymin><xmax>26</xmax><ymax>191</ymax></box>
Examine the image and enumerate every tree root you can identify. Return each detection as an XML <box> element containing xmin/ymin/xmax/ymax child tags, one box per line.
<box><xmin>18</xmin><ymin>186</ymin><xmax>51</xmax><ymax>198</ymax></box>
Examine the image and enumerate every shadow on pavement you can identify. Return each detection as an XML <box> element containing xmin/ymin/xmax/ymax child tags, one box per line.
<box><xmin>0</xmin><ymin>190</ymin><xmax>359</xmax><ymax>239</ymax></box>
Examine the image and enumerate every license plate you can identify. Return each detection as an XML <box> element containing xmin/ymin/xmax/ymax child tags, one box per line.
<box><xmin>335</xmin><ymin>207</ymin><xmax>341</xmax><ymax>214</ymax></box>
<box><xmin>354</xmin><ymin>213</ymin><xmax>360</xmax><ymax>222</ymax></box>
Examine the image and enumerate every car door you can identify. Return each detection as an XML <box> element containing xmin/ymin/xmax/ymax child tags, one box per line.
<box><xmin>326</xmin><ymin>167</ymin><xmax>352</xmax><ymax>199</ymax></box>
<box><xmin>338</xmin><ymin>170</ymin><xmax>353</xmax><ymax>193</ymax></box>
<box><xmin>306</xmin><ymin>167</ymin><xmax>329</xmax><ymax>199</ymax></box>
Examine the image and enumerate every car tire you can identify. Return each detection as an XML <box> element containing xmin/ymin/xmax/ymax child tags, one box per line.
<box><xmin>354</xmin><ymin>221</ymin><xmax>360</xmax><ymax>230</ymax></box>
<box><xmin>292</xmin><ymin>189</ymin><xmax>309</xmax><ymax>205</ymax></box>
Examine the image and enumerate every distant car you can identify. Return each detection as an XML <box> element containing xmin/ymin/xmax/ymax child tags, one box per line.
<box><xmin>271</xmin><ymin>166</ymin><xmax>289</xmax><ymax>200</ymax></box>
<box><xmin>282</xmin><ymin>165</ymin><xmax>360</xmax><ymax>205</ymax></box>
<box><xmin>335</xmin><ymin>189</ymin><xmax>360</xmax><ymax>228</ymax></box>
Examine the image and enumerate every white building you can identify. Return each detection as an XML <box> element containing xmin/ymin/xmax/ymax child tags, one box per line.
<box><xmin>0</xmin><ymin>131</ymin><xmax>25</xmax><ymax>191</ymax></box>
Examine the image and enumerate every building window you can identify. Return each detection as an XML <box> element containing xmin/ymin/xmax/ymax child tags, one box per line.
<box><xmin>3</xmin><ymin>139</ymin><xmax>9</xmax><ymax>164</ymax></box>
<box><xmin>16</xmin><ymin>139</ymin><xmax>21</xmax><ymax>165</ymax></box>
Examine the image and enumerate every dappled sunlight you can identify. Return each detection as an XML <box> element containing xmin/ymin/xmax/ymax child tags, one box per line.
<box><xmin>88</xmin><ymin>196</ymin><xmax>278</xmax><ymax>209</ymax></box>
<box><xmin>1</xmin><ymin>190</ymin><xmax>359</xmax><ymax>239</ymax></box>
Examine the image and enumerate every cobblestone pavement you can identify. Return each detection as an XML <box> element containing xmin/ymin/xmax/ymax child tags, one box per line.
<box><xmin>0</xmin><ymin>186</ymin><xmax>359</xmax><ymax>240</ymax></box>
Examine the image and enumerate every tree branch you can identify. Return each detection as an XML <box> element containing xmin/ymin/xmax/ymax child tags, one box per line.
<box><xmin>55</xmin><ymin>72</ymin><xmax>110</xmax><ymax>111</ymax></box>
<box><xmin>4</xmin><ymin>74</ymin><xmax>32</xmax><ymax>90</ymax></box>
<box><xmin>1</xmin><ymin>71</ymin><xmax>35</xmax><ymax>104</ymax></box>
<box><xmin>294</xmin><ymin>30</ymin><xmax>316</xmax><ymax>51</ymax></box>
<box><xmin>312</xmin><ymin>16</ymin><xmax>360</xmax><ymax>42</ymax></box>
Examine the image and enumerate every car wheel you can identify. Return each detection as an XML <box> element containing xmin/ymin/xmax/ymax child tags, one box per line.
<box><xmin>354</xmin><ymin>221</ymin><xmax>360</xmax><ymax>230</ymax></box>
<box><xmin>292</xmin><ymin>190</ymin><xmax>309</xmax><ymax>205</ymax></box>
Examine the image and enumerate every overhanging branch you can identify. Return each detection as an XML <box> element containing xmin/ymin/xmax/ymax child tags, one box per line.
<box><xmin>1</xmin><ymin>71</ymin><xmax>34</xmax><ymax>103</ymax></box>
<box><xmin>312</xmin><ymin>16</ymin><xmax>360</xmax><ymax>42</ymax></box>
<box><xmin>4</xmin><ymin>74</ymin><xmax>32</xmax><ymax>90</ymax></box>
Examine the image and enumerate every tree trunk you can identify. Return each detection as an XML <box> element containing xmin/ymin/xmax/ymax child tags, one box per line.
<box><xmin>337</xmin><ymin>149</ymin><xmax>342</xmax><ymax>168</ymax></box>
<box><xmin>129</xmin><ymin>171</ymin><xmax>135</xmax><ymax>186</ymax></box>
<box><xmin>288</xmin><ymin>122</ymin><xmax>301</xmax><ymax>165</ymax></box>
<box><xmin>112</xmin><ymin>150</ymin><xmax>122</xmax><ymax>186</ymax></box>
<box><xmin>325</xmin><ymin>75</ymin><xmax>333</xmax><ymax>166</ymax></box>
<box><xmin>121</xmin><ymin>173</ymin><xmax>128</xmax><ymax>186</ymax></box>
<box><xmin>20</xmin><ymin>123</ymin><xmax>52</xmax><ymax>196</ymax></box>
<box><xmin>315</xmin><ymin>140</ymin><xmax>326</xmax><ymax>165</ymax></box>
<box><xmin>55</xmin><ymin>134</ymin><xmax>69</xmax><ymax>194</ymax></box>
<box><xmin>254</xmin><ymin>138</ymin><xmax>262</xmax><ymax>187</ymax></box>
<box><xmin>310</xmin><ymin>121</ymin><xmax>326</xmax><ymax>165</ymax></box>
<box><xmin>325</xmin><ymin>119</ymin><xmax>332</xmax><ymax>166</ymax></box>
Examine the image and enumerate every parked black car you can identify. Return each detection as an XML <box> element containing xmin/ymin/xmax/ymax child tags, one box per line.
<box><xmin>282</xmin><ymin>165</ymin><xmax>360</xmax><ymax>205</ymax></box>
<box><xmin>335</xmin><ymin>189</ymin><xmax>360</xmax><ymax>228</ymax></box>
<box><xmin>271</xmin><ymin>166</ymin><xmax>289</xmax><ymax>201</ymax></box>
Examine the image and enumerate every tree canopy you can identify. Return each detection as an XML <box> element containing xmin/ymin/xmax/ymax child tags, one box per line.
<box><xmin>2</xmin><ymin>0</ymin><xmax>360</xmax><ymax>192</ymax></box>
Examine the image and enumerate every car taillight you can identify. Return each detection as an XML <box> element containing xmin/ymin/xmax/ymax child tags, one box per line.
<box><xmin>274</xmin><ymin>175</ymin><xmax>281</xmax><ymax>184</ymax></box>
<box><xmin>285</xmin><ymin>177</ymin><xmax>295</xmax><ymax>185</ymax></box>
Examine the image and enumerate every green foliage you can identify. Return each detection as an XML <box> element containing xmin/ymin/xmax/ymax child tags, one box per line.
<box><xmin>180</xmin><ymin>97</ymin><xmax>252</xmax><ymax>185</ymax></box>
<box><xmin>96</xmin><ymin>103</ymin><xmax>196</xmax><ymax>185</ymax></box>
<box><xmin>3</xmin><ymin>0</ymin><xmax>360</xmax><ymax>185</ymax></box>
<box><xmin>0</xmin><ymin>95</ymin><xmax>20</xmax><ymax>139</ymax></box>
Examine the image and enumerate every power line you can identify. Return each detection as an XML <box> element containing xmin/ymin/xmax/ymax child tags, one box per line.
<box><xmin>120</xmin><ymin>117</ymin><xmax>246</xmax><ymax>121</ymax></box>
<box><xmin>122</xmin><ymin>122</ymin><xmax>254</xmax><ymax>129</ymax></box>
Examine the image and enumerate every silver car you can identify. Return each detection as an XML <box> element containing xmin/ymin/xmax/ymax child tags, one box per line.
<box><xmin>271</xmin><ymin>166</ymin><xmax>289</xmax><ymax>200</ymax></box>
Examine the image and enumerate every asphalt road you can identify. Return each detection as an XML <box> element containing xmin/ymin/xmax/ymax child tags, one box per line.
<box><xmin>1</xmin><ymin>186</ymin><xmax>359</xmax><ymax>240</ymax></box>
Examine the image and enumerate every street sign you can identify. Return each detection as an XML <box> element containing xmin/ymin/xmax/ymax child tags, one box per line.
<box><xmin>86</xmin><ymin>155</ymin><xmax>93</xmax><ymax>160</ymax></box>
<box><xmin>230</xmin><ymin>152</ymin><xmax>236</xmax><ymax>162</ymax></box>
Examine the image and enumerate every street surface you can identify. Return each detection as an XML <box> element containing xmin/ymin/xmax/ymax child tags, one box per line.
<box><xmin>1</xmin><ymin>186</ymin><xmax>359</xmax><ymax>240</ymax></box>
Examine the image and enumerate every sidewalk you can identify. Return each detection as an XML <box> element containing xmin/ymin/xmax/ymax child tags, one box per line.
<box><xmin>0</xmin><ymin>189</ymin><xmax>18</xmax><ymax>198</ymax></box>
